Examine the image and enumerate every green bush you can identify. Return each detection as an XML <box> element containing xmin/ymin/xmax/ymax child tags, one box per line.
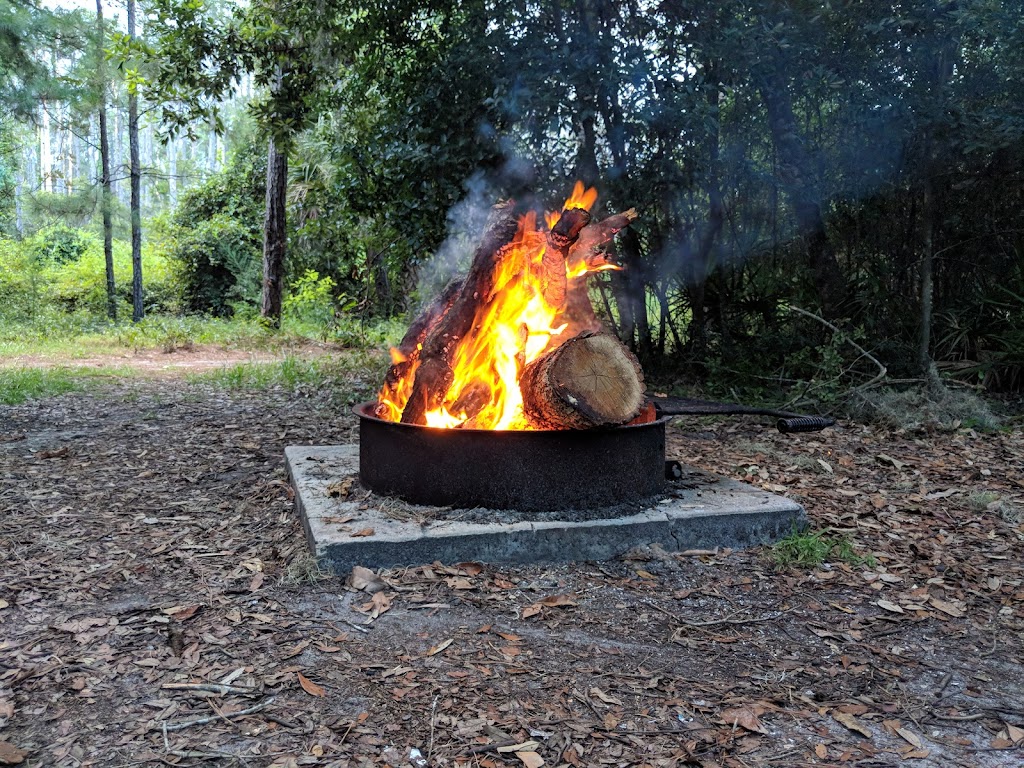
<box><xmin>169</xmin><ymin>140</ymin><xmax>265</xmax><ymax>317</ymax></box>
<box><xmin>0</xmin><ymin>226</ymin><xmax>181</xmax><ymax>321</ymax></box>
<box><xmin>173</xmin><ymin>214</ymin><xmax>261</xmax><ymax>316</ymax></box>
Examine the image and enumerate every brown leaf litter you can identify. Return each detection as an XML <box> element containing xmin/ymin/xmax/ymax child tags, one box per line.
<box><xmin>0</xmin><ymin>372</ymin><xmax>1022</xmax><ymax>767</ymax></box>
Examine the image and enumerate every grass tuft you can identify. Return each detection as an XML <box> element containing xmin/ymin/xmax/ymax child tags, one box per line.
<box><xmin>0</xmin><ymin>366</ymin><xmax>127</xmax><ymax>405</ymax></box>
<box><xmin>849</xmin><ymin>384</ymin><xmax>1000</xmax><ymax>431</ymax></box>
<box><xmin>967</xmin><ymin>491</ymin><xmax>1022</xmax><ymax>523</ymax></box>
<box><xmin>0</xmin><ymin>368</ymin><xmax>82</xmax><ymax>404</ymax></box>
<box><xmin>283</xmin><ymin>551</ymin><xmax>328</xmax><ymax>585</ymax></box>
<box><xmin>772</xmin><ymin>526</ymin><xmax>875</xmax><ymax>568</ymax></box>
<box><xmin>188</xmin><ymin>351</ymin><xmax>385</xmax><ymax>402</ymax></box>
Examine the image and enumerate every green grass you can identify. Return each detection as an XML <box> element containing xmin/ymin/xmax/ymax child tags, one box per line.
<box><xmin>0</xmin><ymin>366</ymin><xmax>129</xmax><ymax>405</ymax></box>
<box><xmin>0</xmin><ymin>310</ymin><xmax>408</xmax><ymax>357</ymax></box>
<box><xmin>771</xmin><ymin>526</ymin><xmax>875</xmax><ymax>569</ymax></box>
<box><xmin>966</xmin><ymin>491</ymin><xmax>1022</xmax><ymax>523</ymax></box>
<box><xmin>188</xmin><ymin>352</ymin><xmax>386</xmax><ymax>402</ymax></box>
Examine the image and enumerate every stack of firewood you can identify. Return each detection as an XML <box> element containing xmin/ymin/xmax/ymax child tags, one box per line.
<box><xmin>377</xmin><ymin>195</ymin><xmax>645</xmax><ymax>430</ymax></box>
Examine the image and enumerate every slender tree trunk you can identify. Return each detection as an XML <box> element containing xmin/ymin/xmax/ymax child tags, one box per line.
<box><xmin>96</xmin><ymin>0</ymin><xmax>116</xmax><ymax>320</ymax></box>
<box><xmin>40</xmin><ymin>102</ymin><xmax>52</xmax><ymax>193</ymax></box>
<box><xmin>687</xmin><ymin>70</ymin><xmax>725</xmax><ymax>356</ymax></box>
<box><xmin>127</xmin><ymin>0</ymin><xmax>143</xmax><ymax>321</ymax></box>
<box><xmin>261</xmin><ymin>135</ymin><xmax>287</xmax><ymax>326</ymax></box>
<box><xmin>918</xmin><ymin>23</ymin><xmax>959</xmax><ymax>381</ymax></box>
<box><xmin>757</xmin><ymin>67</ymin><xmax>848</xmax><ymax>318</ymax></box>
<box><xmin>918</xmin><ymin>182</ymin><xmax>935</xmax><ymax>377</ymax></box>
<box><xmin>168</xmin><ymin>135</ymin><xmax>177</xmax><ymax>209</ymax></box>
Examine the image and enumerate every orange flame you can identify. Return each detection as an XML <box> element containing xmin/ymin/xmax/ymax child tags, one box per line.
<box><xmin>378</xmin><ymin>182</ymin><xmax>616</xmax><ymax>430</ymax></box>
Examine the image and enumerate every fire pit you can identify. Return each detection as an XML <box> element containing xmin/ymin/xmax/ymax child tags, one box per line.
<box><xmin>356</xmin><ymin>402</ymin><xmax>669</xmax><ymax>512</ymax></box>
<box><xmin>285</xmin><ymin>182</ymin><xmax>806</xmax><ymax>571</ymax></box>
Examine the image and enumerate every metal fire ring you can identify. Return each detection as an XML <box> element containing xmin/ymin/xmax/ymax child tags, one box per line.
<box><xmin>355</xmin><ymin>402</ymin><xmax>668</xmax><ymax>512</ymax></box>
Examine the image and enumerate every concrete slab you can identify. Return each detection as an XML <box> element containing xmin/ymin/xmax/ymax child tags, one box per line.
<box><xmin>286</xmin><ymin>445</ymin><xmax>805</xmax><ymax>573</ymax></box>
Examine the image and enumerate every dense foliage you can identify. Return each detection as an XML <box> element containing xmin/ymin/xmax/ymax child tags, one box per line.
<box><xmin>2</xmin><ymin>0</ymin><xmax>1023</xmax><ymax>396</ymax></box>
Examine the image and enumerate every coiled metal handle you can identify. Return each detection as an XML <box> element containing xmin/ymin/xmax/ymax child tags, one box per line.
<box><xmin>776</xmin><ymin>416</ymin><xmax>836</xmax><ymax>433</ymax></box>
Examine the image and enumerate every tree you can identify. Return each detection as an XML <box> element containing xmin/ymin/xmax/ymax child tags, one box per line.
<box><xmin>127</xmin><ymin>0</ymin><xmax>143</xmax><ymax>321</ymax></box>
<box><xmin>95</xmin><ymin>0</ymin><xmax>115</xmax><ymax>319</ymax></box>
<box><xmin>139</xmin><ymin>0</ymin><xmax>352</xmax><ymax>327</ymax></box>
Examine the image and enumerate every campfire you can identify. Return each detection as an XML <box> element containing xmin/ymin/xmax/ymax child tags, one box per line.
<box><xmin>375</xmin><ymin>182</ymin><xmax>647</xmax><ymax>431</ymax></box>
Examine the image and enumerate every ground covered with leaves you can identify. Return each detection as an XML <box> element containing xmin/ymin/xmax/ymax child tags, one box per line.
<box><xmin>1</xmin><ymin>358</ymin><xmax>1022</xmax><ymax>768</ymax></box>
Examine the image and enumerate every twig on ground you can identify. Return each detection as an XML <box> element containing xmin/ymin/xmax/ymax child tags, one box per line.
<box><xmin>159</xmin><ymin>696</ymin><xmax>275</xmax><ymax>732</ymax></box>
<box><xmin>934</xmin><ymin>672</ymin><xmax>953</xmax><ymax>698</ymax></box>
<box><xmin>428</xmin><ymin>694</ymin><xmax>439</xmax><ymax>760</ymax></box>
<box><xmin>331</xmin><ymin>619</ymin><xmax>370</xmax><ymax>634</ymax></box>
<box><xmin>161</xmin><ymin>682</ymin><xmax>256</xmax><ymax>696</ymax></box>
<box><xmin>932</xmin><ymin>712</ymin><xmax>988</xmax><ymax>721</ymax></box>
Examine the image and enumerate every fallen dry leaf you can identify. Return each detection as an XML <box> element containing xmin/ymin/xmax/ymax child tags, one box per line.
<box><xmin>350</xmin><ymin>528</ymin><xmax>375</xmax><ymax>537</ymax></box>
<box><xmin>326</xmin><ymin>477</ymin><xmax>354</xmax><ymax>498</ymax></box>
<box><xmin>537</xmin><ymin>594</ymin><xmax>577</xmax><ymax>607</ymax></box>
<box><xmin>497</xmin><ymin>741</ymin><xmax>540</xmax><ymax>753</ymax></box>
<box><xmin>297</xmin><ymin>672</ymin><xmax>326</xmax><ymax>698</ymax></box>
<box><xmin>426</xmin><ymin>639</ymin><xmax>453</xmax><ymax>656</ymax></box>
<box><xmin>167</xmin><ymin>604</ymin><xmax>201</xmax><ymax>621</ymax></box>
<box><xmin>901</xmin><ymin>748</ymin><xmax>931</xmax><ymax>759</ymax></box>
<box><xmin>357</xmin><ymin>590</ymin><xmax>393</xmax><ymax>619</ymax></box>
<box><xmin>814</xmin><ymin>744</ymin><xmax>827</xmax><ymax>758</ymax></box>
<box><xmin>876</xmin><ymin>599</ymin><xmax>904</xmax><ymax>614</ymax></box>
<box><xmin>349</xmin><ymin>565</ymin><xmax>386</xmax><ymax>593</ymax></box>
<box><xmin>720</xmin><ymin>705</ymin><xmax>768</xmax><ymax>734</ymax></box>
<box><xmin>590</xmin><ymin>687</ymin><xmax>623</xmax><ymax>706</ymax></box>
<box><xmin>515</xmin><ymin>751</ymin><xmax>544</xmax><ymax>768</ymax></box>
<box><xmin>832</xmin><ymin>711</ymin><xmax>872</xmax><ymax>739</ymax></box>
<box><xmin>1007</xmin><ymin>724</ymin><xmax>1024</xmax><ymax>743</ymax></box>
<box><xmin>0</xmin><ymin>740</ymin><xmax>26</xmax><ymax>765</ymax></box>
<box><xmin>521</xmin><ymin>604</ymin><xmax>543</xmax><ymax>619</ymax></box>
<box><xmin>896</xmin><ymin>726</ymin><xmax>923</xmax><ymax>749</ymax></box>
<box><xmin>928</xmin><ymin>597</ymin><xmax>965</xmax><ymax>618</ymax></box>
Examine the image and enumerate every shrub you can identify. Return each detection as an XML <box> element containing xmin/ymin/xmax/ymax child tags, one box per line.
<box><xmin>173</xmin><ymin>214</ymin><xmax>261</xmax><ymax>316</ymax></box>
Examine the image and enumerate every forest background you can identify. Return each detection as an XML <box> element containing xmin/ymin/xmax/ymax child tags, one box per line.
<box><xmin>2</xmin><ymin>0</ymin><xmax>1023</xmax><ymax>416</ymax></box>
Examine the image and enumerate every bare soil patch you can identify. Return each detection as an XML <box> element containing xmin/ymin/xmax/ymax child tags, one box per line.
<box><xmin>0</xmin><ymin>374</ymin><xmax>1022</xmax><ymax>767</ymax></box>
<box><xmin>0</xmin><ymin>342</ymin><xmax>335</xmax><ymax>375</ymax></box>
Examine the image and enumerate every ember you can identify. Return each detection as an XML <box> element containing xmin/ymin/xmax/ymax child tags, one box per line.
<box><xmin>376</xmin><ymin>182</ymin><xmax>644</xmax><ymax>430</ymax></box>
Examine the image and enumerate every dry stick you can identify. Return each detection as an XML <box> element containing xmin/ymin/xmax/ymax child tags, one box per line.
<box><xmin>160</xmin><ymin>696</ymin><xmax>275</xmax><ymax>732</ymax></box>
<box><xmin>788</xmin><ymin>305</ymin><xmax>888</xmax><ymax>402</ymax></box>
<box><xmin>161</xmin><ymin>682</ymin><xmax>256</xmax><ymax>696</ymax></box>
<box><xmin>428</xmin><ymin>694</ymin><xmax>439</xmax><ymax>760</ymax></box>
<box><xmin>932</xmin><ymin>712</ymin><xmax>989</xmax><ymax>721</ymax></box>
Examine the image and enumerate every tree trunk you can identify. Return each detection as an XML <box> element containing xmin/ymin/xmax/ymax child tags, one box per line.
<box><xmin>261</xmin><ymin>135</ymin><xmax>288</xmax><ymax>327</ymax></box>
<box><xmin>96</xmin><ymin>0</ymin><xmax>115</xmax><ymax>320</ymax></box>
<box><xmin>918</xmin><ymin>20</ymin><xmax>960</xmax><ymax>381</ymax></box>
<box><xmin>40</xmin><ymin>101</ymin><xmax>52</xmax><ymax>193</ymax></box>
<box><xmin>168</xmin><ymin>135</ymin><xmax>177</xmax><ymax>209</ymax></box>
<box><xmin>127</xmin><ymin>0</ymin><xmax>143</xmax><ymax>322</ymax></box>
<box><xmin>687</xmin><ymin>69</ymin><xmax>726</xmax><ymax>355</ymax></box>
<box><xmin>757</xmin><ymin>67</ymin><xmax>848</xmax><ymax>318</ymax></box>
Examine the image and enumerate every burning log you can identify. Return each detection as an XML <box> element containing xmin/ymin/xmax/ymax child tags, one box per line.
<box><xmin>400</xmin><ymin>201</ymin><xmax>520</xmax><ymax>425</ymax></box>
<box><xmin>539</xmin><ymin>207</ymin><xmax>591</xmax><ymax>309</ymax></box>
<box><xmin>376</xmin><ymin>277</ymin><xmax>464</xmax><ymax>419</ymax></box>
<box><xmin>520</xmin><ymin>331</ymin><xmax>646</xmax><ymax>430</ymax></box>
<box><xmin>376</xmin><ymin>180</ymin><xmax>641</xmax><ymax>431</ymax></box>
<box><xmin>567</xmin><ymin>208</ymin><xmax>638</xmax><ymax>274</ymax></box>
<box><xmin>556</xmin><ymin>208</ymin><xmax>640</xmax><ymax>341</ymax></box>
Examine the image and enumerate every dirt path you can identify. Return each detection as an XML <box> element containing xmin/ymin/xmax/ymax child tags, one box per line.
<box><xmin>0</xmin><ymin>375</ymin><xmax>1022</xmax><ymax>767</ymax></box>
<box><xmin>0</xmin><ymin>343</ymin><xmax>335</xmax><ymax>375</ymax></box>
